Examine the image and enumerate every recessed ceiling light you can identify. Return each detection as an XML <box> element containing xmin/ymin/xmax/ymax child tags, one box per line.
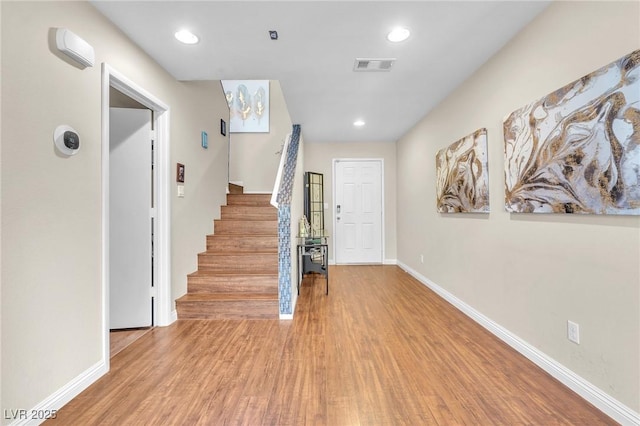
<box><xmin>353</xmin><ymin>120</ymin><xmax>365</xmax><ymax>127</ymax></box>
<box><xmin>387</xmin><ymin>27</ymin><xmax>410</xmax><ymax>43</ymax></box>
<box><xmin>175</xmin><ymin>29</ymin><xmax>199</xmax><ymax>45</ymax></box>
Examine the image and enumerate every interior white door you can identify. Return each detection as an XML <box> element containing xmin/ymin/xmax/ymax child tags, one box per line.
<box><xmin>109</xmin><ymin>107</ymin><xmax>153</xmax><ymax>329</ymax></box>
<box><xmin>335</xmin><ymin>160</ymin><xmax>383</xmax><ymax>264</ymax></box>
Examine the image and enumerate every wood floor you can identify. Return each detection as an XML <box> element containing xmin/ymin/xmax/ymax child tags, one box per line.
<box><xmin>109</xmin><ymin>328</ymin><xmax>152</xmax><ymax>358</ymax></box>
<box><xmin>52</xmin><ymin>265</ymin><xmax>615</xmax><ymax>425</ymax></box>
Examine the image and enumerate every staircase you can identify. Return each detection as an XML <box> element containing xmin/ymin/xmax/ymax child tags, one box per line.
<box><xmin>176</xmin><ymin>185</ymin><xmax>279</xmax><ymax>320</ymax></box>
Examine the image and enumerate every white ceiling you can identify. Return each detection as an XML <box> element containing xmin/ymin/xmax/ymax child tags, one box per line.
<box><xmin>91</xmin><ymin>1</ymin><xmax>550</xmax><ymax>143</ymax></box>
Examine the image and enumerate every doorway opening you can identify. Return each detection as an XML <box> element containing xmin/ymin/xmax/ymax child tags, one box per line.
<box><xmin>101</xmin><ymin>64</ymin><xmax>171</xmax><ymax>367</ymax></box>
<box><xmin>109</xmin><ymin>96</ymin><xmax>154</xmax><ymax>356</ymax></box>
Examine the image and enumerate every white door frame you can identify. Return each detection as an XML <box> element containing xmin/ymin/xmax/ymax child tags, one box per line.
<box><xmin>332</xmin><ymin>158</ymin><xmax>385</xmax><ymax>264</ymax></box>
<box><xmin>101</xmin><ymin>64</ymin><xmax>172</xmax><ymax>367</ymax></box>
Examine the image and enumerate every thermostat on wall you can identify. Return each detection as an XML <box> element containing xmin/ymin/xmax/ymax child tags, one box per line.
<box><xmin>53</xmin><ymin>125</ymin><xmax>80</xmax><ymax>156</ymax></box>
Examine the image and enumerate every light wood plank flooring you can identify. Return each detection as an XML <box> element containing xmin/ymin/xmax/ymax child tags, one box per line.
<box><xmin>109</xmin><ymin>328</ymin><xmax>152</xmax><ymax>358</ymax></box>
<box><xmin>52</xmin><ymin>265</ymin><xmax>614</xmax><ymax>425</ymax></box>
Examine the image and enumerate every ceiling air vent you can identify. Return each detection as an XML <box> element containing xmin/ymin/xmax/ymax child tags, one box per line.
<box><xmin>353</xmin><ymin>58</ymin><xmax>395</xmax><ymax>72</ymax></box>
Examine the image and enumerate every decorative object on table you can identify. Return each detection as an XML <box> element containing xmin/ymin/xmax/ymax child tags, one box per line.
<box><xmin>504</xmin><ymin>49</ymin><xmax>640</xmax><ymax>215</ymax></box>
<box><xmin>221</xmin><ymin>80</ymin><xmax>270</xmax><ymax>133</ymax></box>
<box><xmin>299</xmin><ymin>216</ymin><xmax>310</xmax><ymax>237</ymax></box>
<box><xmin>436</xmin><ymin>128</ymin><xmax>490</xmax><ymax>213</ymax></box>
<box><xmin>304</xmin><ymin>216</ymin><xmax>311</xmax><ymax>237</ymax></box>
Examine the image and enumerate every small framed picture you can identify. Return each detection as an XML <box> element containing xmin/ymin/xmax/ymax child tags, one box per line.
<box><xmin>220</xmin><ymin>119</ymin><xmax>227</xmax><ymax>136</ymax></box>
<box><xmin>176</xmin><ymin>163</ymin><xmax>185</xmax><ymax>183</ymax></box>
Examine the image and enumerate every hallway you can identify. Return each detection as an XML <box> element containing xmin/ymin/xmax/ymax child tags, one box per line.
<box><xmin>52</xmin><ymin>266</ymin><xmax>613</xmax><ymax>425</ymax></box>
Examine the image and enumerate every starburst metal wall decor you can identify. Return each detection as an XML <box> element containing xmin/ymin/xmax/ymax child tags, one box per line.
<box><xmin>221</xmin><ymin>80</ymin><xmax>270</xmax><ymax>133</ymax></box>
<box><xmin>503</xmin><ymin>50</ymin><xmax>639</xmax><ymax>215</ymax></box>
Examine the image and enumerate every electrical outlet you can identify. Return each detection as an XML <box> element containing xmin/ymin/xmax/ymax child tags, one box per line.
<box><xmin>567</xmin><ymin>320</ymin><xmax>580</xmax><ymax>344</ymax></box>
<box><xmin>420</xmin><ymin>254</ymin><xmax>424</xmax><ymax>264</ymax></box>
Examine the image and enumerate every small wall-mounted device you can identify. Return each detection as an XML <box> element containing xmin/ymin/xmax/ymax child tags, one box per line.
<box><xmin>55</xmin><ymin>28</ymin><xmax>95</xmax><ymax>68</ymax></box>
<box><xmin>53</xmin><ymin>125</ymin><xmax>80</xmax><ymax>156</ymax></box>
<box><xmin>201</xmin><ymin>131</ymin><xmax>208</xmax><ymax>149</ymax></box>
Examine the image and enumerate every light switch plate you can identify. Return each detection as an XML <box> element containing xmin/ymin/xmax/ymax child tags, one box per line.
<box><xmin>177</xmin><ymin>185</ymin><xmax>185</xmax><ymax>198</ymax></box>
<box><xmin>567</xmin><ymin>320</ymin><xmax>580</xmax><ymax>344</ymax></box>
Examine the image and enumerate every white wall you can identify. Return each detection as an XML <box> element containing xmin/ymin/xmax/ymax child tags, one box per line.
<box><xmin>304</xmin><ymin>142</ymin><xmax>397</xmax><ymax>263</ymax></box>
<box><xmin>1</xmin><ymin>1</ymin><xmax>228</xmax><ymax>417</ymax></box>
<box><xmin>229</xmin><ymin>80</ymin><xmax>293</xmax><ymax>193</ymax></box>
<box><xmin>396</xmin><ymin>1</ymin><xmax>639</xmax><ymax>413</ymax></box>
<box><xmin>170</xmin><ymin>80</ymin><xmax>229</xmax><ymax>305</ymax></box>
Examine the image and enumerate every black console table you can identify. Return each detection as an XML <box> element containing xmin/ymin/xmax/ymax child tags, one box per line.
<box><xmin>296</xmin><ymin>236</ymin><xmax>329</xmax><ymax>295</ymax></box>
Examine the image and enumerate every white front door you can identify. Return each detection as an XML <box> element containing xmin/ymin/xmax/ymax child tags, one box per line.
<box><xmin>334</xmin><ymin>159</ymin><xmax>383</xmax><ymax>264</ymax></box>
<box><xmin>109</xmin><ymin>107</ymin><xmax>153</xmax><ymax>329</ymax></box>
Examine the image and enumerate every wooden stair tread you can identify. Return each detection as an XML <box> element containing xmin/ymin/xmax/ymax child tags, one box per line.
<box><xmin>221</xmin><ymin>205</ymin><xmax>276</xmax><ymax>211</ymax></box>
<box><xmin>213</xmin><ymin>226</ymin><xmax>277</xmax><ymax>236</ymax></box>
<box><xmin>210</xmin><ymin>235</ymin><xmax>277</xmax><ymax>239</ymax></box>
<box><xmin>188</xmin><ymin>271</ymin><xmax>278</xmax><ymax>277</ymax></box>
<box><xmin>227</xmin><ymin>193</ymin><xmax>271</xmax><ymax>197</ymax></box>
<box><xmin>187</xmin><ymin>272</ymin><xmax>278</xmax><ymax>295</ymax></box>
<box><xmin>177</xmin><ymin>293</ymin><xmax>278</xmax><ymax>302</ymax></box>
<box><xmin>220</xmin><ymin>209</ymin><xmax>277</xmax><ymax>217</ymax></box>
<box><xmin>218</xmin><ymin>218</ymin><xmax>277</xmax><ymax>221</ymax></box>
<box><xmin>220</xmin><ymin>217</ymin><xmax>277</xmax><ymax>221</ymax></box>
<box><xmin>199</xmin><ymin>250</ymin><xmax>278</xmax><ymax>255</ymax></box>
<box><xmin>215</xmin><ymin>219</ymin><xmax>276</xmax><ymax>222</ymax></box>
<box><xmin>228</xmin><ymin>183</ymin><xmax>244</xmax><ymax>194</ymax></box>
<box><xmin>214</xmin><ymin>220</ymin><xmax>277</xmax><ymax>226</ymax></box>
<box><xmin>226</xmin><ymin>194</ymin><xmax>273</xmax><ymax>206</ymax></box>
<box><xmin>176</xmin><ymin>188</ymin><xmax>279</xmax><ymax>320</ymax></box>
<box><xmin>205</xmin><ymin>248</ymin><xmax>278</xmax><ymax>253</ymax></box>
<box><xmin>207</xmin><ymin>236</ymin><xmax>277</xmax><ymax>239</ymax></box>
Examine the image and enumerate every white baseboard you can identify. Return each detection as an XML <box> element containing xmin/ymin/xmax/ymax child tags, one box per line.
<box><xmin>396</xmin><ymin>260</ymin><xmax>640</xmax><ymax>426</ymax></box>
<box><xmin>329</xmin><ymin>260</ymin><xmax>395</xmax><ymax>265</ymax></box>
<box><xmin>279</xmin><ymin>313</ymin><xmax>294</xmax><ymax>320</ymax></box>
<box><xmin>11</xmin><ymin>310</ymin><xmax>178</xmax><ymax>425</ymax></box>
<box><xmin>9</xmin><ymin>360</ymin><xmax>108</xmax><ymax>426</ymax></box>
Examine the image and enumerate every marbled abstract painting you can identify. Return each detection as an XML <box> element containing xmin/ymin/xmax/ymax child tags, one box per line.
<box><xmin>436</xmin><ymin>128</ymin><xmax>490</xmax><ymax>213</ymax></box>
<box><xmin>504</xmin><ymin>49</ymin><xmax>640</xmax><ymax>214</ymax></box>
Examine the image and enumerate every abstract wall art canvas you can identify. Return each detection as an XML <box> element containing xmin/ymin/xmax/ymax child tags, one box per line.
<box><xmin>436</xmin><ymin>128</ymin><xmax>490</xmax><ymax>213</ymax></box>
<box><xmin>221</xmin><ymin>80</ymin><xmax>270</xmax><ymax>133</ymax></box>
<box><xmin>504</xmin><ymin>49</ymin><xmax>639</xmax><ymax>214</ymax></box>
